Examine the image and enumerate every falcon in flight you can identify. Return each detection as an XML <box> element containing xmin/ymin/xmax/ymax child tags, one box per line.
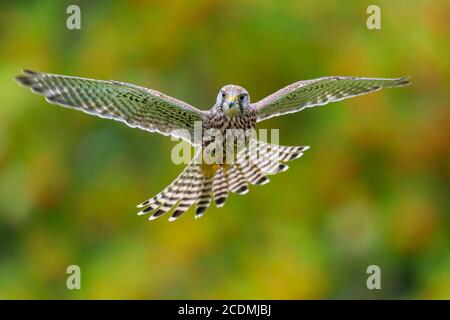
<box><xmin>16</xmin><ymin>70</ymin><xmax>409</xmax><ymax>221</ymax></box>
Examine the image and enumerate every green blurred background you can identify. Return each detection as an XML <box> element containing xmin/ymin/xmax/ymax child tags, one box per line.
<box><xmin>0</xmin><ymin>0</ymin><xmax>449</xmax><ymax>299</ymax></box>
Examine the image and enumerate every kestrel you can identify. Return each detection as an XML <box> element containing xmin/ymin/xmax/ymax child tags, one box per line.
<box><xmin>16</xmin><ymin>70</ymin><xmax>409</xmax><ymax>221</ymax></box>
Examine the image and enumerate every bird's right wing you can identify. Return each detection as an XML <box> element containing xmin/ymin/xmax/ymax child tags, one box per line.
<box><xmin>16</xmin><ymin>70</ymin><xmax>207</xmax><ymax>144</ymax></box>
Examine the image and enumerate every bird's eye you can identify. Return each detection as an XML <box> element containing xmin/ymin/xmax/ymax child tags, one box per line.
<box><xmin>221</xmin><ymin>92</ymin><xmax>226</xmax><ymax>98</ymax></box>
<box><xmin>239</xmin><ymin>94</ymin><xmax>245</xmax><ymax>101</ymax></box>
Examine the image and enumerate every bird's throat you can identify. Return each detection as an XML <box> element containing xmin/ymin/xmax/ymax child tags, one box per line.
<box><xmin>224</xmin><ymin>107</ymin><xmax>241</xmax><ymax>116</ymax></box>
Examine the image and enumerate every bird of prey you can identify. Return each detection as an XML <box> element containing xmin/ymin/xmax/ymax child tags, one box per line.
<box><xmin>16</xmin><ymin>70</ymin><xmax>409</xmax><ymax>221</ymax></box>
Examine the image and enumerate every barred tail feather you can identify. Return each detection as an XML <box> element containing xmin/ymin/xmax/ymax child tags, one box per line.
<box><xmin>239</xmin><ymin>161</ymin><xmax>269</xmax><ymax>185</ymax></box>
<box><xmin>256</xmin><ymin>141</ymin><xmax>310</xmax><ymax>163</ymax></box>
<box><xmin>169</xmin><ymin>164</ymin><xmax>203</xmax><ymax>221</ymax></box>
<box><xmin>195</xmin><ymin>176</ymin><xmax>213</xmax><ymax>218</ymax></box>
<box><xmin>237</xmin><ymin>145</ymin><xmax>270</xmax><ymax>185</ymax></box>
<box><xmin>226</xmin><ymin>164</ymin><xmax>249</xmax><ymax>195</ymax></box>
<box><xmin>212</xmin><ymin>167</ymin><xmax>229</xmax><ymax>207</ymax></box>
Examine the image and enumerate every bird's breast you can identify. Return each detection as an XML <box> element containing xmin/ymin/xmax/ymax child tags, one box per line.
<box><xmin>201</xmin><ymin>112</ymin><xmax>257</xmax><ymax>165</ymax></box>
<box><xmin>206</xmin><ymin>112</ymin><xmax>257</xmax><ymax>132</ymax></box>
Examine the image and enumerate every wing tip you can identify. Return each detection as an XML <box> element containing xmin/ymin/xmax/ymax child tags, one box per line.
<box><xmin>393</xmin><ymin>76</ymin><xmax>411</xmax><ymax>87</ymax></box>
<box><xmin>22</xmin><ymin>69</ymin><xmax>39</xmax><ymax>75</ymax></box>
<box><xmin>15</xmin><ymin>69</ymin><xmax>40</xmax><ymax>87</ymax></box>
<box><xmin>15</xmin><ymin>75</ymin><xmax>32</xmax><ymax>86</ymax></box>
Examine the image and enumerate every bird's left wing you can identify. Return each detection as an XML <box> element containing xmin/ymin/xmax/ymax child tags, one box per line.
<box><xmin>16</xmin><ymin>70</ymin><xmax>207</xmax><ymax>144</ymax></box>
<box><xmin>251</xmin><ymin>76</ymin><xmax>410</xmax><ymax>122</ymax></box>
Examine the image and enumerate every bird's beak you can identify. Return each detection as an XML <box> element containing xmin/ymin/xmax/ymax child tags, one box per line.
<box><xmin>224</xmin><ymin>95</ymin><xmax>240</xmax><ymax>115</ymax></box>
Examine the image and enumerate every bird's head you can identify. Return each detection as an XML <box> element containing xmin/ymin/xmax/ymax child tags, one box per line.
<box><xmin>215</xmin><ymin>85</ymin><xmax>250</xmax><ymax>116</ymax></box>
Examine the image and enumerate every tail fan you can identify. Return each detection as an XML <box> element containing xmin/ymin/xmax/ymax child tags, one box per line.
<box><xmin>137</xmin><ymin>141</ymin><xmax>309</xmax><ymax>221</ymax></box>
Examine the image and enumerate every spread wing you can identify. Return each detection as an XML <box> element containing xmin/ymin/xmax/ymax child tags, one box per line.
<box><xmin>15</xmin><ymin>70</ymin><xmax>207</xmax><ymax>144</ymax></box>
<box><xmin>252</xmin><ymin>76</ymin><xmax>410</xmax><ymax>122</ymax></box>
